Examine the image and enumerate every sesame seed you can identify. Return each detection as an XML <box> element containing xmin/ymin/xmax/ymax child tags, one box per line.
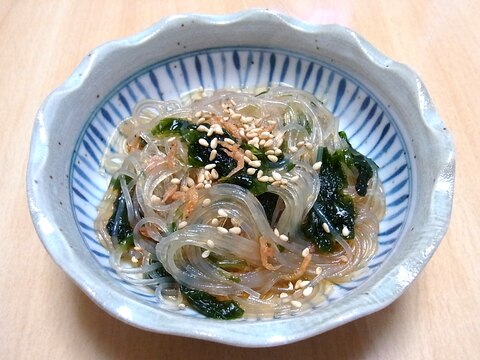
<box><xmin>300</xmin><ymin>280</ymin><xmax>310</xmax><ymax>288</ymax></box>
<box><xmin>340</xmin><ymin>255</ymin><xmax>349</xmax><ymax>263</ymax></box>
<box><xmin>198</xmin><ymin>173</ymin><xmax>205</xmax><ymax>183</ymax></box>
<box><xmin>197</xmin><ymin>125</ymin><xmax>208</xmax><ymax>132</ymax></box>
<box><xmin>263</xmin><ymin>139</ymin><xmax>274</xmax><ymax>148</ymax></box>
<box><xmin>305</xmin><ymin>142</ymin><xmax>314</xmax><ymax>150</ymax></box>
<box><xmin>195</xmin><ymin>183</ymin><xmax>205</xmax><ymax>189</ymax></box>
<box><xmin>303</xmin><ymin>287</ymin><xmax>313</xmax><ymax>297</ymax></box>
<box><xmin>239</xmin><ymin>128</ymin><xmax>245</xmax><ymax>137</ymax></box>
<box><xmin>201</xmin><ymin>250</ymin><xmax>211</xmax><ymax>258</ymax></box>
<box><xmin>198</xmin><ymin>138</ymin><xmax>209</xmax><ymax>147</ymax></box>
<box><xmin>210</xmin><ymin>138</ymin><xmax>218</xmax><ymax>149</ymax></box>
<box><xmin>231</xmin><ymin>218</ymin><xmax>240</xmax><ymax>226</ymax></box>
<box><xmin>280</xmin><ymin>179</ymin><xmax>288</xmax><ymax>185</ymax></box>
<box><xmin>204</xmin><ymin>171</ymin><xmax>211</xmax><ymax>180</ymax></box>
<box><xmin>315</xmin><ymin>266</ymin><xmax>323</xmax><ymax>275</ymax></box>
<box><xmin>289</xmin><ymin>146</ymin><xmax>298</xmax><ymax>153</ymax></box>
<box><xmin>205</xmin><ymin>163</ymin><xmax>216</xmax><ymax>170</ymax></box>
<box><xmin>302</xmin><ymin>247</ymin><xmax>310</xmax><ymax>257</ymax></box>
<box><xmin>204</xmin><ymin>183</ymin><xmax>212</xmax><ymax>189</ymax></box>
<box><xmin>259</xmin><ymin>139</ymin><xmax>266</xmax><ymax>146</ymax></box>
<box><xmin>297</xmin><ymin>141</ymin><xmax>305</xmax><ymax>147</ymax></box>
<box><xmin>218</xmin><ymin>209</ymin><xmax>228</xmax><ymax>217</ymax></box>
<box><xmin>256</xmin><ymin>169</ymin><xmax>264</xmax><ymax>179</ymax></box>
<box><xmin>211</xmin><ymin>218</ymin><xmax>220</xmax><ymax>226</ymax></box>
<box><xmin>342</xmin><ymin>225</ymin><xmax>351</xmax><ymax>237</ymax></box>
<box><xmin>274</xmin><ymin>148</ymin><xmax>282</xmax><ymax>156</ymax></box>
<box><xmin>268</xmin><ymin>177</ymin><xmax>274</xmax><ymax>182</ymax></box>
<box><xmin>131</xmin><ymin>256</ymin><xmax>139</xmax><ymax>263</ymax></box>
<box><xmin>196</xmin><ymin>118</ymin><xmax>206</xmax><ymax>125</ymax></box>
<box><xmin>214</xmin><ymin>127</ymin><xmax>224</xmax><ymax>136</ymax></box>
<box><xmin>229</xmin><ymin>227</ymin><xmax>242</xmax><ymax>235</ymax></box>
<box><xmin>312</xmin><ymin>161</ymin><xmax>322</xmax><ymax>171</ymax></box>
<box><xmin>178</xmin><ymin>221</ymin><xmax>188</xmax><ymax>229</ymax></box>
<box><xmin>294</xmin><ymin>280</ymin><xmax>303</xmax><ymax>289</ymax></box>
<box><xmin>209</xmin><ymin>149</ymin><xmax>217</xmax><ymax>161</ymax></box>
<box><xmin>207</xmin><ymin>239</ymin><xmax>215</xmax><ymax>248</ymax></box>
<box><xmin>322</xmin><ymin>222</ymin><xmax>330</xmax><ymax>233</ymax></box>
<box><xmin>267</xmin><ymin>120</ymin><xmax>277</xmax><ymax>125</ymax></box>
<box><xmin>224</xmin><ymin>138</ymin><xmax>235</xmax><ymax>145</ymax></box>
<box><xmin>186</xmin><ymin>177</ymin><xmax>195</xmax><ymax>187</ymax></box>
<box><xmin>244</xmin><ymin>150</ymin><xmax>254</xmax><ymax>159</ymax></box>
<box><xmin>180</xmin><ymin>185</ymin><xmax>189</xmax><ymax>192</ymax></box>
<box><xmin>267</xmin><ymin>155</ymin><xmax>278</xmax><ymax>162</ymax></box>
<box><xmin>229</xmin><ymin>108</ymin><xmax>236</xmax><ymax>116</ymax></box>
<box><xmin>217</xmin><ymin>226</ymin><xmax>228</xmax><ymax>234</ymax></box>
<box><xmin>194</xmin><ymin>111</ymin><xmax>202</xmax><ymax>118</ymax></box>
<box><xmin>246</xmin><ymin>131</ymin><xmax>258</xmax><ymax>139</ymax></box>
<box><xmin>207</xmin><ymin>127</ymin><xmax>215</xmax><ymax>136</ymax></box>
<box><xmin>290</xmin><ymin>175</ymin><xmax>299</xmax><ymax>182</ymax></box>
<box><xmin>290</xmin><ymin>300</ymin><xmax>302</xmax><ymax>308</ymax></box>
<box><xmin>249</xmin><ymin>160</ymin><xmax>261</xmax><ymax>168</ymax></box>
<box><xmin>246</xmin><ymin>167</ymin><xmax>257</xmax><ymax>175</ymax></box>
<box><xmin>178</xmin><ymin>303</ymin><xmax>186</xmax><ymax>310</ymax></box>
<box><xmin>287</xmin><ymin>282</ymin><xmax>294</xmax><ymax>290</ymax></box>
<box><xmin>151</xmin><ymin>195</ymin><xmax>161</xmax><ymax>204</ymax></box>
<box><xmin>259</xmin><ymin>175</ymin><xmax>270</xmax><ymax>183</ymax></box>
<box><xmin>211</xmin><ymin>169</ymin><xmax>219</xmax><ymax>180</ymax></box>
<box><xmin>272</xmin><ymin>171</ymin><xmax>282</xmax><ymax>181</ymax></box>
<box><xmin>231</xmin><ymin>113</ymin><xmax>242</xmax><ymax>120</ymax></box>
<box><xmin>230</xmin><ymin>99</ymin><xmax>237</xmax><ymax>106</ymax></box>
<box><xmin>274</xmin><ymin>228</ymin><xmax>280</xmax><ymax>237</ymax></box>
<box><xmin>272</xmin><ymin>180</ymin><xmax>281</xmax><ymax>186</ymax></box>
<box><xmin>170</xmin><ymin>177</ymin><xmax>181</xmax><ymax>184</ymax></box>
<box><xmin>279</xmin><ymin>234</ymin><xmax>289</xmax><ymax>242</ymax></box>
<box><xmin>265</xmin><ymin>150</ymin><xmax>275</xmax><ymax>155</ymax></box>
<box><xmin>260</xmin><ymin>131</ymin><xmax>271</xmax><ymax>139</ymax></box>
<box><xmin>279</xmin><ymin>292</ymin><xmax>288</xmax><ymax>298</ymax></box>
<box><xmin>168</xmin><ymin>137</ymin><xmax>176</xmax><ymax>142</ymax></box>
<box><xmin>243</xmin><ymin>155</ymin><xmax>251</xmax><ymax>164</ymax></box>
<box><xmin>202</xmin><ymin>198</ymin><xmax>211</xmax><ymax>207</ymax></box>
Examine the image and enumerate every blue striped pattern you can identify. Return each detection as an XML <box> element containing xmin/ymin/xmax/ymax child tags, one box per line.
<box><xmin>70</xmin><ymin>48</ymin><xmax>411</xmax><ymax>311</ymax></box>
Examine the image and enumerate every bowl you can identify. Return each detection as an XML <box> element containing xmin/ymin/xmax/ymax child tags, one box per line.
<box><xmin>27</xmin><ymin>9</ymin><xmax>454</xmax><ymax>347</ymax></box>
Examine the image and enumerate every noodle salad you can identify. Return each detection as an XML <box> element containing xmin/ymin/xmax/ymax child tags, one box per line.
<box><xmin>95</xmin><ymin>87</ymin><xmax>385</xmax><ymax>319</ymax></box>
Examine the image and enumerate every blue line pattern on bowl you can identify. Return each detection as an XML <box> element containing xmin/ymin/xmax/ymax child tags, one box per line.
<box><xmin>70</xmin><ymin>47</ymin><xmax>411</xmax><ymax>314</ymax></box>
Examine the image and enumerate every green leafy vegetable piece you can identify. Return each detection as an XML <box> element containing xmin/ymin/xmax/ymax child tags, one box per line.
<box><xmin>151</xmin><ymin>118</ymin><xmax>194</xmax><ymax>137</ymax></box>
<box><xmin>180</xmin><ymin>286</ymin><xmax>244</xmax><ymax>320</ymax></box>
<box><xmin>256</xmin><ymin>192</ymin><xmax>280</xmax><ymax>223</ymax></box>
<box><xmin>106</xmin><ymin>177</ymin><xmax>134</xmax><ymax>248</ymax></box>
<box><xmin>221</xmin><ymin>168</ymin><xmax>268</xmax><ymax>196</ymax></box>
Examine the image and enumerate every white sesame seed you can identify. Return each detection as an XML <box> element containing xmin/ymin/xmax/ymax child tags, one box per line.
<box><xmin>131</xmin><ymin>256</ymin><xmax>139</xmax><ymax>263</ymax></box>
<box><xmin>305</xmin><ymin>142</ymin><xmax>314</xmax><ymax>150</ymax></box>
<box><xmin>303</xmin><ymin>287</ymin><xmax>313</xmax><ymax>297</ymax></box>
<box><xmin>280</xmin><ymin>179</ymin><xmax>288</xmax><ymax>185</ymax></box>
<box><xmin>244</xmin><ymin>150</ymin><xmax>253</xmax><ymax>159</ymax></box>
<box><xmin>259</xmin><ymin>139</ymin><xmax>266</xmax><ymax>146</ymax></box>
<box><xmin>274</xmin><ymin>148</ymin><xmax>282</xmax><ymax>156</ymax></box>
<box><xmin>229</xmin><ymin>227</ymin><xmax>242</xmax><ymax>235</ymax></box>
<box><xmin>197</xmin><ymin>125</ymin><xmax>208</xmax><ymax>132</ymax></box>
<box><xmin>268</xmin><ymin>177</ymin><xmax>274</xmax><ymax>182</ymax></box>
<box><xmin>168</xmin><ymin>137</ymin><xmax>176</xmax><ymax>142</ymax></box>
<box><xmin>151</xmin><ymin>195</ymin><xmax>161</xmax><ymax>204</ymax></box>
<box><xmin>263</xmin><ymin>139</ymin><xmax>274</xmax><ymax>148</ymax></box>
<box><xmin>202</xmin><ymin>198</ymin><xmax>211</xmax><ymax>207</ymax></box>
<box><xmin>205</xmin><ymin>163</ymin><xmax>216</xmax><ymax>170</ymax></box>
<box><xmin>302</xmin><ymin>247</ymin><xmax>310</xmax><ymax>257</ymax></box>
<box><xmin>287</xmin><ymin>282</ymin><xmax>294</xmax><ymax>291</ymax></box>
<box><xmin>217</xmin><ymin>226</ymin><xmax>228</xmax><ymax>234</ymax></box>
<box><xmin>197</xmin><ymin>173</ymin><xmax>205</xmax><ymax>183</ymax></box>
<box><xmin>210</xmin><ymin>138</ymin><xmax>218</xmax><ymax>149</ymax></box>
<box><xmin>198</xmin><ymin>138</ymin><xmax>209</xmax><ymax>147</ymax></box>
<box><xmin>207</xmin><ymin>239</ymin><xmax>215</xmax><ymax>248</ymax></box>
<box><xmin>290</xmin><ymin>300</ymin><xmax>302</xmax><ymax>308</ymax></box>
<box><xmin>211</xmin><ymin>218</ymin><xmax>220</xmax><ymax>226</ymax></box>
<box><xmin>272</xmin><ymin>171</ymin><xmax>282</xmax><ymax>181</ymax></box>
<box><xmin>340</xmin><ymin>255</ymin><xmax>349</xmax><ymax>263</ymax></box>
<box><xmin>249</xmin><ymin>160</ymin><xmax>261</xmax><ymax>168</ymax></box>
<box><xmin>170</xmin><ymin>177</ymin><xmax>181</xmax><ymax>184</ymax></box>
<box><xmin>214</xmin><ymin>127</ymin><xmax>224</xmax><ymax>135</ymax></box>
<box><xmin>300</xmin><ymin>280</ymin><xmax>310</xmax><ymax>288</ymax></box>
<box><xmin>265</xmin><ymin>150</ymin><xmax>275</xmax><ymax>155</ymax></box>
<box><xmin>204</xmin><ymin>171</ymin><xmax>211</xmax><ymax>181</ymax></box>
<box><xmin>207</xmin><ymin>127</ymin><xmax>215</xmax><ymax>136</ymax></box>
<box><xmin>204</xmin><ymin>183</ymin><xmax>212</xmax><ymax>189</ymax></box>
<box><xmin>279</xmin><ymin>292</ymin><xmax>288</xmax><ymax>298</ymax></box>
<box><xmin>201</xmin><ymin>250</ymin><xmax>211</xmax><ymax>258</ymax></box>
<box><xmin>239</xmin><ymin>128</ymin><xmax>245</xmax><ymax>137</ymax></box>
<box><xmin>178</xmin><ymin>303</ymin><xmax>186</xmax><ymax>310</ymax></box>
<box><xmin>224</xmin><ymin>138</ymin><xmax>235</xmax><ymax>145</ymax></box>
<box><xmin>290</xmin><ymin>175</ymin><xmax>299</xmax><ymax>182</ymax></box>
<box><xmin>256</xmin><ymin>169</ymin><xmax>264</xmax><ymax>179</ymax></box>
<box><xmin>194</xmin><ymin>111</ymin><xmax>202</xmax><ymax>118</ymax></box>
<box><xmin>342</xmin><ymin>225</ymin><xmax>351</xmax><ymax>237</ymax></box>
<box><xmin>209</xmin><ymin>149</ymin><xmax>217</xmax><ymax>161</ymax></box>
<box><xmin>289</xmin><ymin>146</ymin><xmax>298</xmax><ymax>153</ymax></box>
<box><xmin>272</xmin><ymin>180</ymin><xmax>281</xmax><ymax>186</ymax></box>
<box><xmin>186</xmin><ymin>177</ymin><xmax>195</xmax><ymax>187</ymax></box>
<box><xmin>195</xmin><ymin>183</ymin><xmax>205</xmax><ymax>189</ymax></box>
<box><xmin>178</xmin><ymin>221</ymin><xmax>188</xmax><ymax>229</ymax></box>
<box><xmin>243</xmin><ymin>155</ymin><xmax>251</xmax><ymax>164</ymax></box>
<box><xmin>246</xmin><ymin>167</ymin><xmax>257</xmax><ymax>175</ymax></box>
<box><xmin>312</xmin><ymin>161</ymin><xmax>322</xmax><ymax>171</ymax></box>
<box><xmin>259</xmin><ymin>175</ymin><xmax>270</xmax><ymax>183</ymax></box>
<box><xmin>196</xmin><ymin>118</ymin><xmax>206</xmax><ymax>125</ymax></box>
<box><xmin>315</xmin><ymin>266</ymin><xmax>323</xmax><ymax>275</ymax></box>
<box><xmin>267</xmin><ymin>155</ymin><xmax>278</xmax><ymax>163</ymax></box>
<box><xmin>211</xmin><ymin>168</ymin><xmax>219</xmax><ymax>180</ymax></box>
<box><xmin>279</xmin><ymin>234</ymin><xmax>289</xmax><ymax>242</ymax></box>
<box><xmin>180</xmin><ymin>185</ymin><xmax>189</xmax><ymax>192</ymax></box>
<box><xmin>322</xmin><ymin>222</ymin><xmax>330</xmax><ymax>233</ymax></box>
<box><xmin>274</xmin><ymin>228</ymin><xmax>280</xmax><ymax>237</ymax></box>
<box><xmin>231</xmin><ymin>218</ymin><xmax>240</xmax><ymax>226</ymax></box>
<box><xmin>294</xmin><ymin>280</ymin><xmax>303</xmax><ymax>289</ymax></box>
<box><xmin>231</xmin><ymin>113</ymin><xmax>242</xmax><ymax>120</ymax></box>
<box><xmin>218</xmin><ymin>209</ymin><xmax>228</xmax><ymax>217</ymax></box>
<box><xmin>230</xmin><ymin>99</ymin><xmax>237</xmax><ymax>106</ymax></box>
<box><xmin>297</xmin><ymin>141</ymin><xmax>305</xmax><ymax>147</ymax></box>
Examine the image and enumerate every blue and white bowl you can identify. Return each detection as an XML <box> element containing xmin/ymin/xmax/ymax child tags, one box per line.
<box><xmin>27</xmin><ymin>10</ymin><xmax>454</xmax><ymax>347</ymax></box>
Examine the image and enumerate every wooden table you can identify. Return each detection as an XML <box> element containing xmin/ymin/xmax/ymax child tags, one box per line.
<box><xmin>1</xmin><ymin>1</ymin><xmax>478</xmax><ymax>359</ymax></box>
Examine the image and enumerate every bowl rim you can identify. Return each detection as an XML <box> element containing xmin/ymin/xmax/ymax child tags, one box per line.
<box><xmin>27</xmin><ymin>9</ymin><xmax>455</xmax><ymax>347</ymax></box>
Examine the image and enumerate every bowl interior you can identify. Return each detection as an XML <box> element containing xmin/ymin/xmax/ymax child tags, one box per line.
<box><xmin>70</xmin><ymin>47</ymin><xmax>411</xmax><ymax>318</ymax></box>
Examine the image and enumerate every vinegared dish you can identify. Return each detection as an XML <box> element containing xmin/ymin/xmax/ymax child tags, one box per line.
<box><xmin>95</xmin><ymin>87</ymin><xmax>385</xmax><ymax>319</ymax></box>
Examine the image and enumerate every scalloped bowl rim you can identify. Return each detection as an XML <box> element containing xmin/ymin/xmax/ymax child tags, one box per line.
<box><xmin>27</xmin><ymin>9</ymin><xmax>454</xmax><ymax>347</ymax></box>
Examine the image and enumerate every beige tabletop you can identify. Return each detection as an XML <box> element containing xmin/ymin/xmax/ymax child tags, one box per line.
<box><xmin>1</xmin><ymin>1</ymin><xmax>479</xmax><ymax>359</ymax></box>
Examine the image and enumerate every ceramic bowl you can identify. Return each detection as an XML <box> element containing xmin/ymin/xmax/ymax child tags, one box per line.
<box><xmin>27</xmin><ymin>10</ymin><xmax>454</xmax><ymax>347</ymax></box>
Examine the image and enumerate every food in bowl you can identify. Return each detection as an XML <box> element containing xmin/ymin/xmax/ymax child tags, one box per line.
<box><xmin>95</xmin><ymin>86</ymin><xmax>385</xmax><ymax>318</ymax></box>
